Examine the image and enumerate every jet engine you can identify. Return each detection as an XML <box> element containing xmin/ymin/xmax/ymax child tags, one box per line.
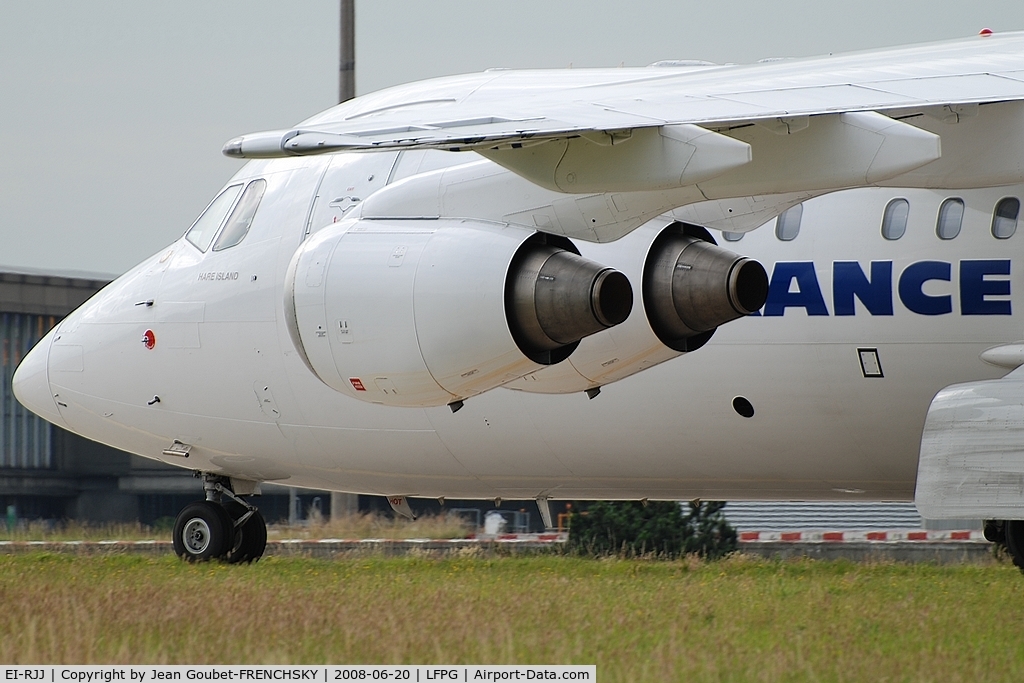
<box><xmin>285</xmin><ymin>218</ymin><xmax>632</xmax><ymax>407</ymax></box>
<box><xmin>504</xmin><ymin>221</ymin><xmax>768</xmax><ymax>394</ymax></box>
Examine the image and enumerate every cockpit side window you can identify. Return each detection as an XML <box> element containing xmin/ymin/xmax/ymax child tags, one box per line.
<box><xmin>213</xmin><ymin>179</ymin><xmax>267</xmax><ymax>251</ymax></box>
<box><xmin>186</xmin><ymin>184</ymin><xmax>242</xmax><ymax>252</ymax></box>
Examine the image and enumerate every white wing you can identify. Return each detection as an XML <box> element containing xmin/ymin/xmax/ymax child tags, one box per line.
<box><xmin>224</xmin><ymin>33</ymin><xmax>1024</xmax><ymax>157</ymax></box>
<box><xmin>223</xmin><ymin>32</ymin><xmax>1024</xmax><ymax>242</ymax></box>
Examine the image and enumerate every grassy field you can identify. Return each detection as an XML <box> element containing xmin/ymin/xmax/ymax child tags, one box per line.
<box><xmin>1</xmin><ymin>552</ymin><xmax>1022</xmax><ymax>681</ymax></box>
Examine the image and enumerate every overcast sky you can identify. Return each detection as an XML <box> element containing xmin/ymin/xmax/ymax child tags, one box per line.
<box><xmin>1</xmin><ymin>1</ymin><xmax>1022</xmax><ymax>276</ymax></box>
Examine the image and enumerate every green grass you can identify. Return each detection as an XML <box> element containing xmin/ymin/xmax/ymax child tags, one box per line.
<box><xmin>1</xmin><ymin>553</ymin><xmax>1022</xmax><ymax>681</ymax></box>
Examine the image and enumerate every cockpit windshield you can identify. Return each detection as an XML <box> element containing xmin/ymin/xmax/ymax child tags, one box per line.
<box><xmin>213</xmin><ymin>179</ymin><xmax>267</xmax><ymax>251</ymax></box>
<box><xmin>185</xmin><ymin>184</ymin><xmax>242</xmax><ymax>251</ymax></box>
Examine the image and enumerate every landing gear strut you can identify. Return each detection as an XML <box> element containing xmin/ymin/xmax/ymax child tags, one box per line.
<box><xmin>172</xmin><ymin>474</ymin><xmax>267</xmax><ymax>563</ymax></box>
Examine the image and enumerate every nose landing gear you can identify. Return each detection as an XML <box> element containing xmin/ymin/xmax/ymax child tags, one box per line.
<box><xmin>172</xmin><ymin>474</ymin><xmax>267</xmax><ymax>563</ymax></box>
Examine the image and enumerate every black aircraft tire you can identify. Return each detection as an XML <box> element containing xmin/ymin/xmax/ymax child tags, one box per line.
<box><xmin>1005</xmin><ymin>520</ymin><xmax>1024</xmax><ymax>572</ymax></box>
<box><xmin>245</xmin><ymin>509</ymin><xmax>268</xmax><ymax>562</ymax></box>
<box><xmin>172</xmin><ymin>501</ymin><xmax>233</xmax><ymax>562</ymax></box>
<box><xmin>224</xmin><ymin>501</ymin><xmax>268</xmax><ymax>564</ymax></box>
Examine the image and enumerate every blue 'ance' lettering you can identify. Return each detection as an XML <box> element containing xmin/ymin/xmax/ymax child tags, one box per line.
<box><xmin>755</xmin><ymin>260</ymin><xmax>1011</xmax><ymax>317</ymax></box>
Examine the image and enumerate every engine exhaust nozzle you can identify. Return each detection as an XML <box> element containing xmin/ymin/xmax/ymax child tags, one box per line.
<box><xmin>643</xmin><ymin>226</ymin><xmax>768</xmax><ymax>352</ymax></box>
<box><xmin>507</xmin><ymin>243</ymin><xmax>633</xmax><ymax>364</ymax></box>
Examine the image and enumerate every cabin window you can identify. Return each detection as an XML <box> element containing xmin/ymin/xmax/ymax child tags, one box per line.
<box><xmin>775</xmin><ymin>204</ymin><xmax>803</xmax><ymax>241</ymax></box>
<box><xmin>936</xmin><ymin>198</ymin><xmax>964</xmax><ymax>240</ymax></box>
<box><xmin>992</xmin><ymin>197</ymin><xmax>1020</xmax><ymax>239</ymax></box>
<box><xmin>186</xmin><ymin>184</ymin><xmax>242</xmax><ymax>252</ymax></box>
<box><xmin>880</xmin><ymin>198</ymin><xmax>909</xmax><ymax>240</ymax></box>
<box><xmin>213</xmin><ymin>179</ymin><xmax>267</xmax><ymax>251</ymax></box>
<box><xmin>721</xmin><ymin>231</ymin><xmax>744</xmax><ymax>242</ymax></box>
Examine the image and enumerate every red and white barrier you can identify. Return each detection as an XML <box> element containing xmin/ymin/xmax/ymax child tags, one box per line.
<box><xmin>0</xmin><ymin>530</ymin><xmax>988</xmax><ymax>551</ymax></box>
<box><xmin>738</xmin><ymin>529</ymin><xmax>986</xmax><ymax>542</ymax></box>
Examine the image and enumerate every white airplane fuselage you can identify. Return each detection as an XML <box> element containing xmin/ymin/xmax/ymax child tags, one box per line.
<box><xmin>14</xmin><ymin>145</ymin><xmax>1017</xmax><ymax>502</ymax></box>
<box><xmin>16</xmin><ymin>36</ymin><xmax>1024</xmax><ymax>514</ymax></box>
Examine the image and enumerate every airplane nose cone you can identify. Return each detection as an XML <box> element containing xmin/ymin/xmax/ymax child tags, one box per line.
<box><xmin>13</xmin><ymin>329</ymin><xmax>64</xmax><ymax>427</ymax></box>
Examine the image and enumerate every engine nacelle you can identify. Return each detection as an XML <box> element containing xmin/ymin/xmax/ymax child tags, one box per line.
<box><xmin>285</xmin><ymin>218</ymin><xmax>632</xmax><ymax>407</ymax></box>
<box><xmin>504</xmin><ymin>221</ymin><xmax>767</xmax><ymax>395</ymax></box>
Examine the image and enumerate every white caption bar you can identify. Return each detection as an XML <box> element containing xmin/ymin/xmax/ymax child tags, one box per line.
<box><xmin>3</xmin><ymin>666</ymin><xmax>595</xmax><ymax>683</ymax></box>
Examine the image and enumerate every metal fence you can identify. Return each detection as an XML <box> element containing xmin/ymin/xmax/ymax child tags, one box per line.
<box><xmin>723</xmin><ymin>501</ymin><xmax>923</xmax><ymax>530</ymax></box>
